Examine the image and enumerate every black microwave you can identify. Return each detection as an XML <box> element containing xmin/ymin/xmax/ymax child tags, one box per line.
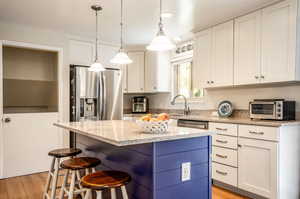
<box><xmin>249</xmin><ymin>99</ymin><xmax>295</xmax><ymax>121</ymax></box>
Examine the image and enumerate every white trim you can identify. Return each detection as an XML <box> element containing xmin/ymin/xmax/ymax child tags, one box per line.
<box><xmin>0</xmin><ymin>40</ymin><xmax>4</xmax><ymax>178</ymax></box>
<box><xmin>0</xmin><ymin>40</ymin><xmax>64</xmax><ymax>178</ymax></box>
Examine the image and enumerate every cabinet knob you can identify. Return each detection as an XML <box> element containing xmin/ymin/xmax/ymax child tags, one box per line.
<box><xmin>255</xmin><ymin>76</ymin><xmax>259</xmax><ymax>79</ymax></box>
<box><xmin>210</xmin><ymin>81</ymin><xmax>214</xmax><ymax>84</ymax></box>
<box><xmin>260</xmin><ymin>75</ymin><xmax>265</xmax><ymax>79</ymax></box>
<box><xmin>4</xmin><ymin>118</ymin><xmax>11</xmax><ymax>123</ymax></box>
<box><xmin>207</xmin><ymin>81</ymin><xmax>210</xmax><ymax>84</ymax></box>
<box><xmin>140</xmin><ymin>88</ymin><xmax>143</xmax><ymax>91</ymax></box>
<box><xmin>153</xmin><ymin>86</ymin><xmax>157</xmax><ymax>90</ymax></box>
<box><xmin>238</xmin><ymin>144</ymin><xmax>242</xmax><ymax>148</ymax></box>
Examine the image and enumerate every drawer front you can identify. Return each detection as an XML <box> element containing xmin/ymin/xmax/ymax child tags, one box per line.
<box><xmin>239</xmin><ymin>125</ymin><xmax>279</xmax><ymax>141</ymax></box>
<box><xmin>212</xmin><ymin>146</ymin><xmax>237</xmax><ymax>167</ymax></box>
<box><xmin>212</xmin><ymin>162</ymin><xmax>237</xmax><ymax>187</ymax></box>
<box><xmin>212</xmin><ymin>134</ymin><xmax>238</xmax><ymax>149</ymax></box>
<box><xmin>210</xmin><ymin>123</ymin><xmax>238</xmax><ymax>136</ymax></box>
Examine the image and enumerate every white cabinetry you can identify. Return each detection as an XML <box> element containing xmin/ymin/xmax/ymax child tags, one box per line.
<box><xmin>261</xmin><ymin>0</ymin><xmax>298</xmax><ymax>83</ymax></box>
<box><xmin>211</xmin><ymin>20</ymin><xmax>234</xmax><ymax>87</ymax></box>
<box><xmin>69</xmin><ymin>40</ymin><xmax>94</xmax><ymax>66</ymax></box>
<box><xmin>194</xmin><ymin>21</ymin><xmax>234</xmax><ymax>88</ymax></box>
<box><xmin>234</xmin><ymin>11</ymin><xmax>261</xmax><ymax>85</ymax></box>
<box><xmin>127</xmin><ymin>52</ymin><xmax>145</xmax><ymax>93</ymax></box>
<box><xmin>194</xmin><ymin>29</ymin><xmax>212</xmax><ymax>88</ymax></box>
<box><xmin>145</xmin><ymin>51</ymin><xmax>171</xmax><ymax>92</ymax></box>
<box><xmin>238</xmin><ymin>138</ymin><xmax>278</xmax><ymax>198</ymax></box>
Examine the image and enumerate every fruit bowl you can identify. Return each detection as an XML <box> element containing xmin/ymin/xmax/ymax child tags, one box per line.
<box><xmin>136</xmin><ymin>120</ymin><xmax>170</xmax><ymax>134</ymax></box>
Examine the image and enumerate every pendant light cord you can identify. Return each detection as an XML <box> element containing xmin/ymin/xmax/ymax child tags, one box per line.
<box><xmin>120</xmin><ymin>0</ymin><xmax>124</xmax><ymax>50</ymax></box>
<box><xmin>95</xmin><ymin>9</ymin><xmax>99</xmax><ymax>62</ymax></box>
<box><xmin>159</xmin><ymin>0</ymin><xmax>163</xmax><ymax>32</ymax></box>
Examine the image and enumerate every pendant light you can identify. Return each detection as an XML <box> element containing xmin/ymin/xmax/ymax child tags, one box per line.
<box><xmin>89</xmin><ymin>5</ymin><xmax>106</xmax><ymax>72</ymax></box>
<box><xmin>110</xmin><ymin>0</ymin><xmax>132</xmax><ymax>65</ymax></box>
<box><xmin>146</xmin><ymin>0</ymin><xmax>175</xmax><ymax>51</ymax></box>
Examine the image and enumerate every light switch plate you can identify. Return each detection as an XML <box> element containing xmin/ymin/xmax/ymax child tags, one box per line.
<box><xmin>181</xmin><ymin>162</ymin><xmax>191</xmax><ymax>181</ymax></box>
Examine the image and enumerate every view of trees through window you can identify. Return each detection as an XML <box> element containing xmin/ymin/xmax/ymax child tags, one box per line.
<box><xmin>173</xmin><ymin>60</ymin><xmax>203</xmax><ymax>99</ymax></box>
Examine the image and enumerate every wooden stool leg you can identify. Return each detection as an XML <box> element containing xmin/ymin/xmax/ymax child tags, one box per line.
<box><xmin>84</xmin><ymin>190</ymin><xmax>92</xmax><ymax>199</ymax></box>
<box><xmin>96</xmin><ymin>191</ymin><xmax>102</xmax><ymax>199</ymax></box>
<box><xmin>76</xmin><ymin>170</ymin><xmax>85</xmax><ymax>199</ymax></box>
<box><xmin>58</xmin><ymin>169</ymin><xmax>69</xmax><ymax>199</ymax></box>
<box><xmin>43</xmin><ymin>157</ymin><xmax>55</xmax><ymax>199</ymax></box>
<box><xmin>50</xmin><ymin>157</ymin><xmax>60</xmax><ymax>199</ymax></box>
<box><xmin>121</xmin><ymin>186</ymin><xmax>129</xmax><ymax>199</ymax></box>
<box><xmin>68</xmin><ymin>171</ymin><xmax>76</xmax><ymax>199</ymax></box>
<box><xmin>111</xmin><ymin>188</ymin><xmax>116</xmax><ymax>199</ymax></box>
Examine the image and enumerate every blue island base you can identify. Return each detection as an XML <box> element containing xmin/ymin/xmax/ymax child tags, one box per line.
<box><xmin>77</xmin><ymin>134</ymin><xmax>212</xmax><ymax>199</ymax></box>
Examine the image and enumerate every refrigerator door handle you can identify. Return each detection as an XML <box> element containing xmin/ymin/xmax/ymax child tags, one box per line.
<box><xmin>101</xmin><ymin>74</ymin><xmax>107</xmax><ymax>120</ymax></box>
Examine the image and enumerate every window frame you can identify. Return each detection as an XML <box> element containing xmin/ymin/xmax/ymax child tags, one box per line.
<box><xmin>171</xmin><ymin>55</ymin><xmax>204</xmax><ymax>104</ymax></box>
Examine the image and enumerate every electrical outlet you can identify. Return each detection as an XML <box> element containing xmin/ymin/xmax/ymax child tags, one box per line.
<box><xmin>181</xmin><ymin>162</ymin><xmax>191</xmax><ymax>182</ymax></box>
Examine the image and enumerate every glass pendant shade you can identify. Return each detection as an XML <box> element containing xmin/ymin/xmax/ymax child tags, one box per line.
<box><xmin>147</xmin><ymin>30</ymin><xmax>175</xmax><ymax>51</ymax></box>
<box><xmin>88</xmin><ymin>61</ymin><xmax>106</xmax><ymax>72</ymax></box>
<box><xmin>110</xmin><ymin>51</ymin><xmax>132</xmax><ymax>64</ymax></box>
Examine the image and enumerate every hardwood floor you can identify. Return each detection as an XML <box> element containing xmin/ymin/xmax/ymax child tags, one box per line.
<box><xmin>0</xmin><ymin>172</ymin><xmax>248</xmax><ymax>199</ymax></box>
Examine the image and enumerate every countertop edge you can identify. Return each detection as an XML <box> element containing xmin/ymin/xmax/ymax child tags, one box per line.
<box><xmin>54</xmin><ymin>122</ymin><xmax>215</xmax><ymax>146</ymax></box>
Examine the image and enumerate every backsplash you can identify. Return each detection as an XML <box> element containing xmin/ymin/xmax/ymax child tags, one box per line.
<box><xmin>124</xmin><ymin>83</ymin><xmax>300</xmax><ymax>111</ymax></box>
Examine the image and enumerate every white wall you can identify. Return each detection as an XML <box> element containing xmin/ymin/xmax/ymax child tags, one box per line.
<box><xmin>124</xmin><ymin>83</ymin><xmax>300</xmax><ymax>111</ymax></box>
<box><xmin>0</xmin><ymin>20</ymin><xmax>118</xmax><ymax>146</ymax></box>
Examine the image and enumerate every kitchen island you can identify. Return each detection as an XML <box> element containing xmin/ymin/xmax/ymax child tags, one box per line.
<box><xmin>54</xmin><ymin>120</ymin><xmax>215</xmax><ymax>199</ymax></box>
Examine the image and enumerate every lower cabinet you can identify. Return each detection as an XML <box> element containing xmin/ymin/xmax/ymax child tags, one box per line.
<box><xmin>238</xmin><ymin>138</ymin><xmax>278</xmax><ymax>198</ymax></box>
<box><xmin>212</xmin><ymin>162</ymin><xmax>237</xmax><ymax>187</ymax></box>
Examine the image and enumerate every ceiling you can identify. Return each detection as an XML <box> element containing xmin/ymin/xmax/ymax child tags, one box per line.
<box><xmin>0</xmin><ymin>0</ymin><xmax>278</xmax><ymax>46</ymax></box>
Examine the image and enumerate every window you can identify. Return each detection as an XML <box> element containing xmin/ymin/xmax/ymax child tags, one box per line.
<box><xmin>172</xmin><ymin>59</ymin><xmax>204</xmax><ymax>100</ymax></box>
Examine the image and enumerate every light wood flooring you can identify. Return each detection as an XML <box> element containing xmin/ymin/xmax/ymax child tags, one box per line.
<box><xmin>0</xmin><ymin>172</ymin><xmax>249</xmax><ymax>199</ymax></box>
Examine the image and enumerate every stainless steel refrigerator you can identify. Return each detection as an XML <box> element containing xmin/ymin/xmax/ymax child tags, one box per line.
<box><xmin>70</xmin><ymin>65</ymin><xmax>123</xmax><ymax>147</ymax></box>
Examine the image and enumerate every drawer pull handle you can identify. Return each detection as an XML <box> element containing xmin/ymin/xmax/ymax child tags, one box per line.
<box><xmin>216</xmin><ymin>128</ymin><xmax>228</xmax><ymax>131</ymax></box>
<box><xmin>249</xmin><ymin>131</ymin><xmax>264</xmax><ymax>135</ymax></box>
<box><xmin>216</xmin><ymin>154</ymin><xmax>228</xmax><ymax>159</ymax></box>
<box><xmin>216</xmin><ymin>170</ymin><xmax>228</xmax><ymax>176</ymax></box>
<box><xmin>216</xmin><ymin>139</ymin><xmax>228</xmax><ymax>144</ymax></box>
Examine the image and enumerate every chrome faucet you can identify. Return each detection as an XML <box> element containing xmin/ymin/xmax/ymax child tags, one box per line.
<box><xmin>170</xmin><ymin>94</ymin><xmax>191</xmax><ymax>115</ymax></box>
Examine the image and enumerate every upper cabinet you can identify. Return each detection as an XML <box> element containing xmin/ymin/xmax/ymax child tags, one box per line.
<box><xmin>234</xmin><ymin>0</ymin><xmax>299</xmax><ymax>86</ymax></box>
<box><xmin>261</xmin><ymin>0</ymin><xmax>297</xmax><ymax>83</ymax></box>
<box><xmin>145</xmin><ymin>51</ymin><xmax>171</xmax><ymax>92</ymax></box>
<box><xmin>234</xmin><ymin>11</ymin><xmax>261</xmax><ymax>85</ymax></box>
<box><xmin>69</xmin><ymin>40</ymin><xmax>94</xmax><ymax>66</ymax></box>
<box><xmin>211</xmin><ymin>21</ymin><xmax>234</xmax><ymax>87</ymax></box>
<box><xmin>127</xmin><ymin>51</ymin><xmax>145</xmax><ymax>93</ymax></box>
<box><xmin>194</xmin><ymin>29</ymin><xmax>212</xmax><ymax>88</ymax></box>
<box><xmin>194</xmin><ymin>20</ymin><xmax>234</xmax><ymax>88</ymax></box>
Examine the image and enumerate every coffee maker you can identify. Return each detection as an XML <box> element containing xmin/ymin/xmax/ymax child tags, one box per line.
<box><xmin>131</xmin><ymin>96</ymin><xmax>149</xmax><ymax>113</ymax></box>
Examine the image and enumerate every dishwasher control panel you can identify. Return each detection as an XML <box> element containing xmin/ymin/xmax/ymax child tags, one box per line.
<box><xmin>177</xmin><ymin>119</ymin><xmax>209</xmax><ymax>129</ymax></box>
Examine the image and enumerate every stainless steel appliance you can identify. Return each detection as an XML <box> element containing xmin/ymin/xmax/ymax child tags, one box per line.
<box><xmin>249</xmin><ymin>99</ymin><xmax>295</xmax><ymax>120</ymax></box>
<box><xmin>70</xmin><ymin>65</ymin><xmax>123</xmax><ymax>146</ymax></box>
<box><xmin>131</xmin><ymin>96</ymin><xmax>148</xmax><ymax>113</ymax></box>
<box><xmin>177</xmin><ymin>119</ymin><xmax>208</xmax><ymax>129</ymax></box>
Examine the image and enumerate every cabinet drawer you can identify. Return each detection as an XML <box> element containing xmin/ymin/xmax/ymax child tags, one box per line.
<box><xmin>239</xmin><ymin>125</ymin><xmax>279</xmax><ymax>141</ymax></box>
<box><xmin>212</xmin><ymin>162</ymin><xmax>237</xmax><ymax>187</ymax></box>
<box><xmin>212</xmin><ymin>135</ymin><xmax>238</xmax><ymax>149</ymax></box>
<box><xmin>210</xmin><ymin>123</ymin><xmax>238</xmax><ymax>136</ymax></box>
<box><xmin>212</xmin><ymin>146</ymin><xmax>237</xmax><ymax>167</ymax></box>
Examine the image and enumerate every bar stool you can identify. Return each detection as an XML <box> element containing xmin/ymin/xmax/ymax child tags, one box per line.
<box><xmin>59</xmin><ymin>157</ymin><xmax>101</xmax><ymax>199</ymax></box>
<box><xmin>81</xmin><ymin>171</ymin><xmax>132</xmax><ymax>199</ymax></box>
<box><xmin>43</xmin><ymin>148</ymin><xmax>82</xmax><ymax>199</ymax></box>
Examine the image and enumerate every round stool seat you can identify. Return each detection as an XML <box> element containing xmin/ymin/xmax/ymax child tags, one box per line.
<box><xmin>48</xmin><ymin>148</ymin><xmax>82</xmax><ymax>158</ymax></box>
<box><xmin>60</xmin><ymin>157</ymin><xmax>101</xmax><ymax>170</ymax></box>
<box><xmin>81</xmin><ymin>171</ymin><xmax>132</xmax><ymax>190</ymax></box>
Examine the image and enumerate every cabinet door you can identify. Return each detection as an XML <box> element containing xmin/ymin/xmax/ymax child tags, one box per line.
<box><xmin>234</xmin><ymin>11</ymin><xmax>261</xmax><ymax>85</ymax></box>
<box><xmin>238</xmin><ymin>138</ymin><xmax>278</xmax><ymax>198</ymax></box>
<box><xmin>261</xmin><ymin>0</ymin><xmax>297</xmax><ymax>83</ymax></box>
<box><xmin>211</xmin><ymin>21</ymin><xmax>234</xmax><ymax>87</ymax></box>
<box><xmin>69</xmin><ymin>40</ymin><xmax>94</xmax><ymax>66</ymax></box>
<box><xmin>127</xmin><ymin>52</ymin><xmax>145</xmax><ymax>93</ymax></box>
<box><xmin>145</xmin><ymin>51</ymin><xmax>171</xmax><ymax>92</ymax></box>
<box><xmin>194</xmin><ymin>29</ymin><xmax>212</xmax><ymax>88</ymax></box>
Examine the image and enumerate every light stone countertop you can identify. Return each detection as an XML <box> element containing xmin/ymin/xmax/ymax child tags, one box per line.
<box><xmin>54</xmin><ymin>120</ymin><xmax>215</xmax><ymax>146</ymax></box>
<box><xmin>124</xmin><ymin>114</ymin><xmax>300</xmax><ymax>127</ymax></box>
